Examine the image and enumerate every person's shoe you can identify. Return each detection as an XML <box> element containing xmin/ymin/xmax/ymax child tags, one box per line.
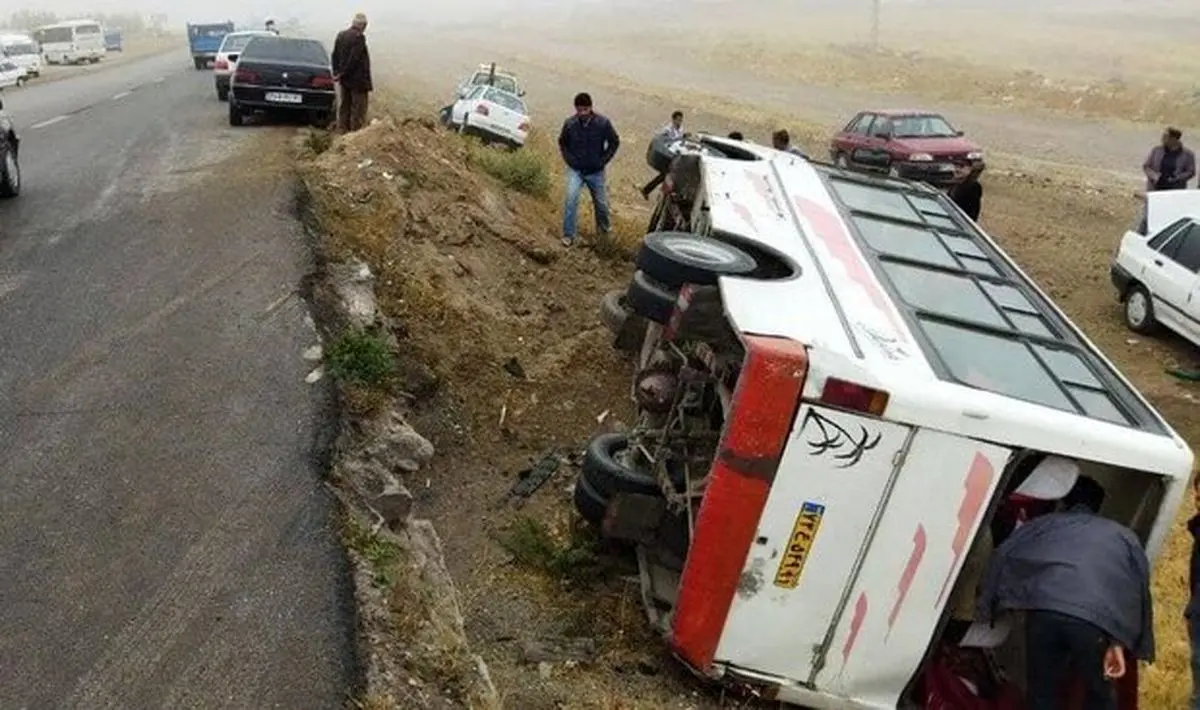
<box><xmin>561</xmin><ymin>235</ymin><xmax>575</xmax><ymax>247</ymax></box>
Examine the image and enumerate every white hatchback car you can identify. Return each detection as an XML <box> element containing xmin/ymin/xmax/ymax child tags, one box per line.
<box><xmin>450</xmin><ymin>84</ymin><xmax>530</xmax><ymax>148</ymax></box>
<box><xmin>1111</xmin><ymin>190</ymin><xmax>1200</xmax><ymax>344</ymax></box>
<box><xmin>212</xmin><ymin>30</ymin><xmax>274</xmax><ymax>101</ymax></box>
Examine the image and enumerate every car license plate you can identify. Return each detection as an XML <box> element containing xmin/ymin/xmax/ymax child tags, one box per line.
<box><xmin>264</xmin><ymin>92</ymin><xmax>301</xmax><ymax>104</ymax></box>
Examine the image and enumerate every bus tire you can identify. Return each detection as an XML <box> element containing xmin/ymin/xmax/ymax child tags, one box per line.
<box><xmin>625</xmin><ymin>270</ymin><xmax>677</xmax><ymax>325</ymax></box>
<box><xmin>636</xmin><ymin>231</ymin><xmax>758</xmax><ymax>288</ymax></box>
<box><xmin>572</xmin><ymin>474</ymin><xmax>608</xmax><ymax>525</ymax></box>
<box><xmin>581</xmin><ymin>433</ymin><xmax>661</xmax><ymax>499</ymax></box>
<box><xmin>600</xmin><ymin>289</ymin><xmax>630</xmax><ymax>335</ymax></box>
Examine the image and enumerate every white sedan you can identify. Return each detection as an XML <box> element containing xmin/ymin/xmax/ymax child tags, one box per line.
<box><xmin>1111</xmin><ymin>189</ymin><xmax>1200</xmax><ymax>345</ymax></box>
<box><xmin>450</xmin><ymin>84</ymin><xmax>530</xmax><ymax>148</ymax></box>
<box><xmin>0</xmin><ymin>59</ymin><xmax>26</xmax><ymax>89</ymax></box>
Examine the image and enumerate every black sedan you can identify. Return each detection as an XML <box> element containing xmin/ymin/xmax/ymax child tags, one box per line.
<box><xmin>0</xmin><ymin>93</ymin><xmax>19</xmax><ymax>199</ymax></box>
<box><xmin>228</xmin><ymin>36</ymin><xmax>335</xmax><ymax>127</ymax></box>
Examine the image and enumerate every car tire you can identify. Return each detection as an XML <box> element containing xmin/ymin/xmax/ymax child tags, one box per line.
<box><xmin>600</xmin><ymin>289</ymin><xmax>630</xmax><ymax>336</ymax></box>
<box><xmin>572</xmin><ymin>474</ymin><xmax>608</xmax><ymax>525</ymax></box>
<box><xmin>635</xmin><ymin>231</ymin><xmax>758</xmax><ymax>288</ymax></box>
<box><xmin>581</xmin><ymin>433</ymin><xmax>662</xmax><ymax>500</ymax></box>
<box><xmin>216</xmin><ymin>85</ymin><xmax>228</xmax><ymax>101</ymax></box>
<box><xmin>834</xmin><ymin>152</ymin><xmax>850</xmax><ymax>169</ymax></box>
<box><xmin>887</xmin><ymin>163</ymin><xmax>902</xmax><ymax>178</ymax></box>
<box><xmin>626</xmin><ymin>270</ymin><xmax>678</xmax><ymax>324</ymax></box>
<box><xmin>228</xmin><ymin>101</ymin><xmax>243</xmax><ymax>127</ymax></box>
<box><xmin>0</xmin><ymin>139</ymin><xmax>20</xmax><ymax>199</ymax></box>
<box><xmin>1124</xmin><ymin>284</ymin><xmax>1158</xmax><ymax>334</ymax></box>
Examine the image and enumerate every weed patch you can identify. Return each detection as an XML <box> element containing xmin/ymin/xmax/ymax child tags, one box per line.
<box><xmin>468</xmin><ymin>143</ymin><xmax>552</xmax><ymax>197</ymax></box>
<box><xmin>304</xmin><ymin>128</ymin><xmax>333</xmax><ymax>155</ymax></box>
<box><xmin>343</xmin><ymin>516</ymin><xmax>403</xmax><ymax>587</ymax></box>
<box><xmin>497</xmin><ymin>515</ymin><xmax>607</xmax><ymax>585</ymax></box>
<box><xmin>326</xmin><ymin>328</ymin><xmax>396</xmax><ymax>389</ymax></box>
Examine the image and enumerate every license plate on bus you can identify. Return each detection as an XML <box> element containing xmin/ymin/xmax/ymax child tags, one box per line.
<box><xmin>264</xmin><ymin>92</ymin><xmax>301</xmax><ymax>104</ymax></box>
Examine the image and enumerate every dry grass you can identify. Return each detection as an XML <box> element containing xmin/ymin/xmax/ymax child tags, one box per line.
<box><xmin>579</xmin><ymin>6</ymin><xmax>1200</xmax><ymax>126</ymax></box>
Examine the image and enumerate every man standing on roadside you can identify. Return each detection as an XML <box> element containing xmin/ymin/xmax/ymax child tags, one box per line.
<box><xmin>772</xmin><ymin>129</ymin><xmax>808</xmax><ymax>158</ymax></box>
<box><xmin>978</xmin><ymin>475</ymin><xmax>1154</xmax><ymax>710</ymax></box>
<box><xmin>641</xmin><ymin>110</ymin><xmax>684</xmax><ymax>200</ymax></box>
<box><xmin>331</xmin><ymin>13</ymin><xmax>372</xmax><ymax>133</ymax></box>
<box><xmin>950</xmin><ymin>164</ymin><xmax>984</xmax><ymax>222</ymax></box>
<box><xmin>558</xmin><ymin>92</ymin><xmax>620</xmax><ymax>247</ymax></box>
<box><xmin>1140</xmin><ymin>127</ymin><xmax>1195</xmax><ymax>232</ymax></box>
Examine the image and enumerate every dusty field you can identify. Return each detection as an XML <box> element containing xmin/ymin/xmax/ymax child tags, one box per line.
<box><xmin>580</xmin><ymin>4</ymin><xmax>1200</xmax><ymax>128</ymax></box>
<box><xmin>306</xmin><ymin>13</ymin><xmax>1200</xmax><ymax>706</ymax></box>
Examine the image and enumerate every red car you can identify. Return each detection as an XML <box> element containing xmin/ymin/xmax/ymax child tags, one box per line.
<box><xmin>829</xmin><ymin>109</ymin><xmax>984</xmax><ymax>187</ymax></box>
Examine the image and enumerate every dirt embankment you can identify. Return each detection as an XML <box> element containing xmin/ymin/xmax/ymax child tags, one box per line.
<box><xmin>297</xmin><ymin>115</ymin><xmax>730</xmax><ymax>709</ymax></box>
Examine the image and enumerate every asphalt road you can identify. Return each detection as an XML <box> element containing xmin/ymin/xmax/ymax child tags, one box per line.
<box><xmin>0</xmin><ymin>50</ymin><xmax>355</xmax><ymax>709</ymax></box>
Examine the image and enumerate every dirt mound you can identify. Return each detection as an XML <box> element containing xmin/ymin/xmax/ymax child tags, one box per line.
<box><xmin>301</xmin><ymin>117</ymin><xmax>708</xmax><ymax>708</ymax></box>
<box><xmin>305</xmin><ymin>117</ymin><xmax>633</xmax><ymax>414</ymax></box>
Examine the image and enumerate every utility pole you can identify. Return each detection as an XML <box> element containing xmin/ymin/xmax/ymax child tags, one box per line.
<box><xmin>870</xmin><ymin>0</ymin><xmax>881</xmax><ymax>50</ymax></box>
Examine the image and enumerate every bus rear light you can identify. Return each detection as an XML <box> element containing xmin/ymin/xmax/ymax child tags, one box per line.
<box><xmin>820</xmin><ymin>377</ymin><xmax>889</xmax><ymax>415</ymax></box>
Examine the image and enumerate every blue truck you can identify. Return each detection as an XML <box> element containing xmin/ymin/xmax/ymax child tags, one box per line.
<box><xmin>186</xmin><ymin>21</ymin><xmax>234</xmax><ymax>70</ymax></box>
<box><xmin>104</xmin><ymin>28</ymin><xmax>122</xmax><ymax>52</ymax></box>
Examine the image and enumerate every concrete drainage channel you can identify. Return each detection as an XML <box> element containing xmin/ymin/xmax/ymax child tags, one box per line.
<box><xmin>294</xmin><ymin>178</ymin><xmax>501</xmax><ymax>709</ymax></box>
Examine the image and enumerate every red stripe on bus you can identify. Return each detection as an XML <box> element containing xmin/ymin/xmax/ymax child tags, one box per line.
<box><xmin>669</xmin><ymin>335</ymin><xmax>809</xmax><ymax>673</ymax></box>
<box><xmin>842</xmin><ymin>592</ymin><xmax>869</xmax><ymax>662</ymax></box>
<box><xmin>888</xmin><ymin>524</ymin><xmax>927</xmax><ymax>632</ymax></box>
<box><xmin>935</xmin><ymin>452</ymin><xmax>996</xmax><ymax>607</ymax></box>
<box><xmin>794</xmin><ymin>196</ymin><xmax>907</xmax><ymax>338</ymax></box>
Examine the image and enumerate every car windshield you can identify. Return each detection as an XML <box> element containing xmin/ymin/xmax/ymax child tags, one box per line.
<box><xmin>242</xmin><ymin>37</ymin><xmax>328</xmax><ymax>64</ymax></box>
<box><xmin>222</xmin><ymin>34</ymin><xmax>264</xmax><ymax>52</ymax></box>
<box><xmin>470</xmin><ymin>72</ymin><xmax>518</xmax><ymax>94</ymax></box>
<box><xmin>486</xmin><ymin>89</ymin><xmax>526</xmax><ymax>114</ymax></box>
<box><xmin>890</xmin><ymin>114</ymin><xmax>958</xmax><ymax>138</ymax></box>
<box><xmin>192</xmin><ymin>25</ymin><xmax>229</xmax><ymax>37</ymax></box>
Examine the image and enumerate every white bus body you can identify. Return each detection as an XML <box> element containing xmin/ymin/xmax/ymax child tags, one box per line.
<box><xmin>600</xmin><ymin>135</ymin><xmax>1193</xmax><ymax>709</ymax></box>
<box><xmin>35</xmin><ymin>20</ymin><xmax>104</xmax><ymax>65</ymax></box>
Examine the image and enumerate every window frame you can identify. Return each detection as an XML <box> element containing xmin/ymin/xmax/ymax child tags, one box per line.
<box><xmin>819</xmin><ymin>170</ymin><xmax>1161</xmax><ymax>432</ymax></box>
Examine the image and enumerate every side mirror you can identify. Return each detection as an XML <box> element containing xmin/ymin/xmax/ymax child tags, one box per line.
<box><xmin>955</xmin><ymin>130</ymin><xmax>965</xmax><ymax>137</ymax></box>
<box><xmin>872</xmin><ymin>131</ymin><xmax>890</xmax><ymax>140</ymax></box>
<box><xmin>518</xmin><ymin>89</ymin><xmax>525</xmax><ymax>97</ymax></box>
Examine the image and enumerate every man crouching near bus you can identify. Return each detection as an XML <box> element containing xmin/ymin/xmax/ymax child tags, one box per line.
<box><xmin>977</xmin><ymin>474</ymin><xmax>1154</xmax><ymax>710</ymax></box>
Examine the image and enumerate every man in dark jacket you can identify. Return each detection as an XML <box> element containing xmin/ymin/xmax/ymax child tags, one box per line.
<box><xmin>331</xmin><ymin>13</ymin><xmax>371</xmax><ymax>133</ymax></box>
<box><xmin>950</xmin><ymin>164</ymin><xmax>983</xmax><ymax>222</ymax></box>
<box><xmin>558</xmin><ymin>92</ymin><xmax>620</xmax><ymax>247</ymax></box>
<box><xmin>1187</xmin><ymin>476</ymin><xmax>1200</xmax><ymax>710</ymax></box>
<box><xmin>977</xmin><ymin>474</ymin><xmax>1153</xmax><ymax>710</ymax></box>
<box><xmin>1139</xmin><ymin>126</ymin><xmax>1196</xmax><ymax>233</ymax></box>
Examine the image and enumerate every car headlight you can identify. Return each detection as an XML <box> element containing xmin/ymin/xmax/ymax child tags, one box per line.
<box><xmin>907</xmin><ymin>153</ymin><xmax>933</xmax><ymax>161</ymax></box>
<box><xmin>967</xmin><ymin>151</ymin><xmax>984</xmax><ymax>161</ymax></box>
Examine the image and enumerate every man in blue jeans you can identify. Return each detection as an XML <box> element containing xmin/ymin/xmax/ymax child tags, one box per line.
<box><xmin>558</xmin><ymin>92</ymin><xmax>620</xmax><ymax>247</ymax></box>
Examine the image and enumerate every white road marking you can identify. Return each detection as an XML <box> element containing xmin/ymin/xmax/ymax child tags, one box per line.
<box><xmin>30</xmin><ymin>115</ymin><xmax>68</xmax><ymax>129</ymax></box>
<box><xmin>112</xmin><ymin>91</ymin><xmax>130</xmax><ymax>100</ymax></box>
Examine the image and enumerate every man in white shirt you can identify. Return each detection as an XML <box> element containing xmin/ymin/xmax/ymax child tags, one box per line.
<box><xmin>641</xmin><ymin>110</ymin><xmax>684</xmax><ymax>199</ymax></box>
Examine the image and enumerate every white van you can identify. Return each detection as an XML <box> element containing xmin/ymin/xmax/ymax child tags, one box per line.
<box><xmin>0</xmin><ymin>34</ymin><xmax>42</xmax><ymax>77</ymax></box>
<box><xmin>583</xmin><ymin>135</ymin><xmax>1193</xmax><ymax>709</ymax></box>
<box><xmin>34</xmin><ymin>20</ymin><xmax>104</xmax><ymax>65</ymax></box>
